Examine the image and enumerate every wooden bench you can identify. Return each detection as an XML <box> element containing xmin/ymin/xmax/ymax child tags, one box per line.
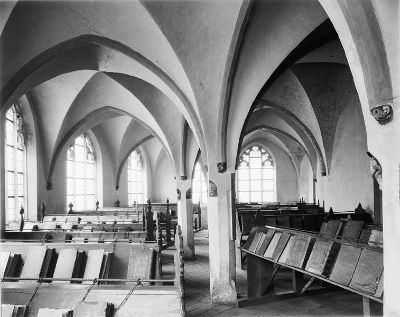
<box><xmin>239</xmin><ymin>224</ymin><xmax>383</xmax><ymax>316</ymax></box>
<box><xmin>0</xmin><ymin>229</ymin><xmax>185</xmax><ymax>316</ymax></box>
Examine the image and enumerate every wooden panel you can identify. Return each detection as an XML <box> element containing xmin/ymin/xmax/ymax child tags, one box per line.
<box><xmin>2</xmin><ymin>231</ymin><xmax>46</xmax><ymax>241</ymax></box>
<box><xmin>247</xmin><ymin>253</ymin><xmax>275</xmax><ymax>298</ymax></box>
<box><xmin>40</xmin><ymin>248</ymin><xmax>58</xmax><ymax>278</ymax></box>
<box><xmin>99</xmin><ymin>252</ymin><xmax>113</xmax><ymax>282</ymax></box>
<box><xmin>319</xmin><ymin>220</ymin><xmax>341</xmax><ymax>238</ymax></box>
<box><xmin>276</xmin><ymin>215</ymin><xmax>290</xmax><ymax>228</ymax></box>
<box><xmin>0</xmin><ymin>252</ymin><xmax>10</xmax><ymax>278</ymax></box>
<box><xmin>263</xmin><ymin>232</ymin><xmax>281</xmax><ymax>258</ymax></box>
<box><xmin>341</xmin><ymin>220</ymin><xmax>364</xmax><ymax>241</ymax></box>
<box><xmin>240</xmin><ymin>213</ymin><xmax>255</xmax><ymax>235</ymax></box>
<box><xmin>374</xmin><ymin>271</ymin><xmax>384</xmax><ymax>298</ymax></box>
<box><xmin>271</xmin><ymin>232</ymin><xmax>291</xmax><ymax>262</ymax></box>
<box><xmin>329</xmin><ymin>244</ymin><xmax>362</xmax><ymax>286</ymax></box>
<box><xmin>71</xmin><ymin>251</ymin><xmax>87</xmax><ymax>283</ymax></box>
<box><xmin>83</xmin><ymin>249</ymin><xmax>105</xmax><ymax>284</ymax></box>
<box><xmin>1</xmin><ymin>285</ymin><xmax>182</xmax><ymax>317</ymax></box>
<box><xmin>290</xmin><ymin>215</ymin><xmax>303</xmax><ymax>230</ymax></box>
<box><xmin>20</xmin><ymin>246</ymin><xmax>47</xmax><ymax>280</ymax></box>
<box><xmin>74</xmin><ymin>301</ymin><xmax>113</xmax><ymax>317</ymax></box>
<box><xmin>277</xmin><ymin>235</ymin><xmax>294</xmax><ymax>264</ymax></box>
<box><xmin>126</xmin><ymin>247</ymin><xmax>156</xmax><ymax>283</ymax></box>
<box><xmin>359</xmin><ymin>228</ymin><xmax>372</xmax><ymax>244</ymax></box>
<box><xmin>305</xmin><ymin>238</ymin><xmax>340</xmax><ymax>276</ymax></box>
<box><xmin>4</xmin><ymin>253</ymin><xmax>21</xmax><ymax>278</ymax></box>
<box><xmin>282</xmin><ymin>235</ymin><xmax>314</xmax><ymax>269</ymax></box>
<box><xmin>255</xmin><ymin>229</ymin><xmax>275</xmax><ymax>256</ymax></box>
<box><xmin>53</xmin><ymin>249</ymin><xmax>77</xmax><ymax>283</ymax></box>
<box><xmin>1</xmin><ymin>304</ymin><xmax>15</xmax><ymax>317</ymax></box>
<box><xmin>349</xmin><ymin>249</ymin><xmax>383</xmax><ymax>295</ymax></box>
<box><xmin>37</xmin><ymin>308</ymin><xmax>73</xmax><ymax>316</ymax></box>
<box><xmin>248</xmin><ymin>231</ymin><xmax>263</xmax><ymax>253</ymax></box>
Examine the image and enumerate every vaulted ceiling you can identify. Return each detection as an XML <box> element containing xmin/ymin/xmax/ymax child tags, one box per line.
<box><xmin>0</xmin><ymin>0</ymin><xmax>395</xmax><ymax>184</ymax></box>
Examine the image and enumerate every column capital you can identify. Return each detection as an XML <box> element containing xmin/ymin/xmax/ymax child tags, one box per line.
<box><xmin>370</xmin><ymin>100</ymin><xmax>393</xmax><ymax>125</ymax></box>
<box><xmin>217</xmin><ymin>162</ymin><xmax>227</xmax><ymax>173</ymax></box>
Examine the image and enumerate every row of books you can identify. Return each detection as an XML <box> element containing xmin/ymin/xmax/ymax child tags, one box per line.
<box><xmin>244</xmin><ymin>226</ymin><xmax>383</xmax><ymax>297</ymax></box>
<box><xmin>1</xmin><ymin>245</ymin><xmax>156</xmax><ymax>284</ymax></box>
<box><xmin>319</xmin><ymin>219</ymin><xmax>382</xmax><ymax>246</ymax></box>
<box><xmin>1</xmin><ymin>247</ymin><xmax>113</xmax><ymax>283</ymax></box>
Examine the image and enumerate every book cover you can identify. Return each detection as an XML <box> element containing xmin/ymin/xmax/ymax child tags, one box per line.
<box><xmin>319</xmin><ymin>219</ymin><xmax>341</xmax><ymax>238</ymax></box>
<box><xmin>358</xmin><ymin>228</ymin><xmax>372</xmax><ymax>244</ymax></box>
<box><xmin>283</xmin><ymin>235</ymin><xmax>315</xmax><ymax>269</ymax></box>
<box><xmin>53</xmin><ymin>249</ymin><xmax>77</xmax><ymax>283</ymax></box>
<box><xmin>329</xmin><ymin>244</ymin><xmax>362</xmax><ymax>286</ymax></box>
<box><xmin>248</xmin><ymin>231</ymin><xmax>263</xmax><ymax>253</ymax></box>
<box><xmin>126</xmin><ymin>247</ymin><xmax>156</xmax><ymax>284</ymax></box>
<box><xmin>83</xmin><ymin>249</ymin><xmax>105</xmax><ymax>283</ymax></box>
<box><xmin>272</xmin><ymin>232</ymin><xmax>291</xmax><ymax>262</ymax></box>
<box><xmin>349</xmin><ymin>248</ymin><xmax>383</xmax><ymax>295</ymax></box>
<box><xmin>305</xmin><ymin>238</ymin><xmax>340</xmax><ymax>276</ymax></box>
<box><xmin>255</xmin><ymin>229</ymin><xmax>275</xmax><ymax>256</ymax></box>
<box><xmin>264</xmin><ymin>232</ymin><xmax>282</xmax><ymax>259</ymax></box>
<box><xmin>278</xmin><ymin>235</ymin><xmax>295</xmax><ymax>264</ymax></box>
<box><xmin>341</xmin><ymin>220</ymin><xmax>364</xmax><ymax>241</ymax></box>
<box><xmin>20</xmin><ymin>246</ymin><xmax>47</xmax><ymax>280</ymax></box>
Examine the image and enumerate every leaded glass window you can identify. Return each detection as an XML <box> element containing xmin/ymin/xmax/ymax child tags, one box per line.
<box><xmin>237</xmin><ymin>145</ymin><xmax>275</xmax><ymax>203</ymax></box>
<box><xmin>128</xmin><ymin>150</ymin><xmax>143</xmax><ymax>205</ymax></box>
<box><xmin>5</xmin><ymin>105</ymin><xmax>25</xmax><ymax>222</ymax></box>
<box><xmin>66</xmin><ymin>134</ymin><xmax>96</xmax><ymax>210</ymax></box>
<box><xmin>192</xmin><ymin>162</ymin><xmax>207</xmax><ymax>204</ymax></box>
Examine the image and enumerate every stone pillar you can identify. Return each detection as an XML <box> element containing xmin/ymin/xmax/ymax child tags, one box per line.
<box><xmin>367</xmin><ymin>98</ymin><xmax>400</xmax><ymax>316</ymax></box>
<box><xmin>380</xmin><ymin>153</ymin><xmax>400</xmax><ymax>316</ymax></box>
<box><xmin>177</xmin><ymin>178</ymin><xmax>195</xmax><ymax>259</ymax></box>
<box><xmin>207</xmin><ymin>165</ymin><xmax>236</xmax><ymax>304</ymax></box>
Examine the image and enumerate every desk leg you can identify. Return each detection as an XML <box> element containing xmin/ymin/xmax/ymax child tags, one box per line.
<box><xmin>362</xmin><ymin>296</ymin><xmax>370</xmax><ymax>317</ymax></box>
<box><xmin>247</xmin><ymin>254</ymin><xmax>274</xmax><ymax>298</ymax></box>
<box><xmin>292</xmin><ymin>270</ymin><xmax>304</xmax><ymax>295</ymax></box>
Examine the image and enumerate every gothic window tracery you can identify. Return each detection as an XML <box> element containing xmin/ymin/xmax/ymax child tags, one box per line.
<box><xmin>128</xmin><ymin>150</ymin><xmax>143</xmax><ymax>205</ymax></box>
<box><xmin>5</xmin><ymin>105</ymin><xmax>25</xmax><ymax>222</ymax></box>
<box><xmin>66</xmin><ymin>134</ymin><xmax>96</xmax><ymax>210</ymax></box>
<box><xmin>237</xmin><ymin>145</ymin><xmax>275</xmax><ymax>203</ymax></box>
<box><xmin>192</xmin><ymin>162</ymin><xmax>207</xmax><ymax>204</ymax></box>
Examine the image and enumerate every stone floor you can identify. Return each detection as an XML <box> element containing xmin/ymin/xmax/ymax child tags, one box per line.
<box><xmin>163</xmin><ymin>230</ymin><xmax>383</xmax><ymax>317</ymax></box>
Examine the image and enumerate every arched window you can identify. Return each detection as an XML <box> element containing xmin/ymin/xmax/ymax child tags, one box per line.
<box><xmin>5</xmin><ymin>105</ymin><xmax>25</xmax><ymax>222</ymax></box>
<box><xmin>128</xmin><ymin>150</ymin><xmax>143</xmax><ymax>205</ymax></box>
<box><xmin>67</xmin><ymin>134</ymin><xmax>96</xmax><ymax>210</ymax></box>
<box><xmin>192</xmin><ymin>162</ymin><xmax>207</xmax><ymax>204</ymax></box>
<box><xmin>237</xmin><ymin>145</ymin><xmax>275</xmax><ymax>203</ymax></box>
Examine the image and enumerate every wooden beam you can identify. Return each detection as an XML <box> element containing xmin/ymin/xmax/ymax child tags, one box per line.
<box><xmin>363</xmin><ymin>297</ymin><xmax>371</xmax><ymax>317</ymax></box>
<box><xmin>300</xmin><ymin>276</ymin><xmax>316</xmax><ymax>295</ymax></box>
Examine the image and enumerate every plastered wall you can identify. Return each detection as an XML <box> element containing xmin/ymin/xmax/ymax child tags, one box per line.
<box><xmin>316</xmin><ymin>97</ymin><xmax>373</xmax><ymax>214</ymax></box>
<box><xmin>151</xmin><ymin>150</ymin><xmax>176</xmax><ymax>203</ymax></box>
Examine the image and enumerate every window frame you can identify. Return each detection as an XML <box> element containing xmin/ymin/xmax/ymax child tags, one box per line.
<box><xmin>4</xmin><ymin>105</ymin><xmax>26</xmax><ymax>223</ymax></box>
<box><xmin>66</xmin><ymin>134</ymin><xmax>96</xmax><ymax>211</ymax></box>
<box><xmin>127</xmin><ymin>149</ymin><xmax>144</xmax><ymax>206</ymax></box>
<box><xmin>192</xmin><ymin>161</ymin><xmax>208</xmax><ymax>204</ymax></box>
<box><xmin>237</xmin><ymin>144</ymin><xmax>276</xmax><ymax>203</ymax></box>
